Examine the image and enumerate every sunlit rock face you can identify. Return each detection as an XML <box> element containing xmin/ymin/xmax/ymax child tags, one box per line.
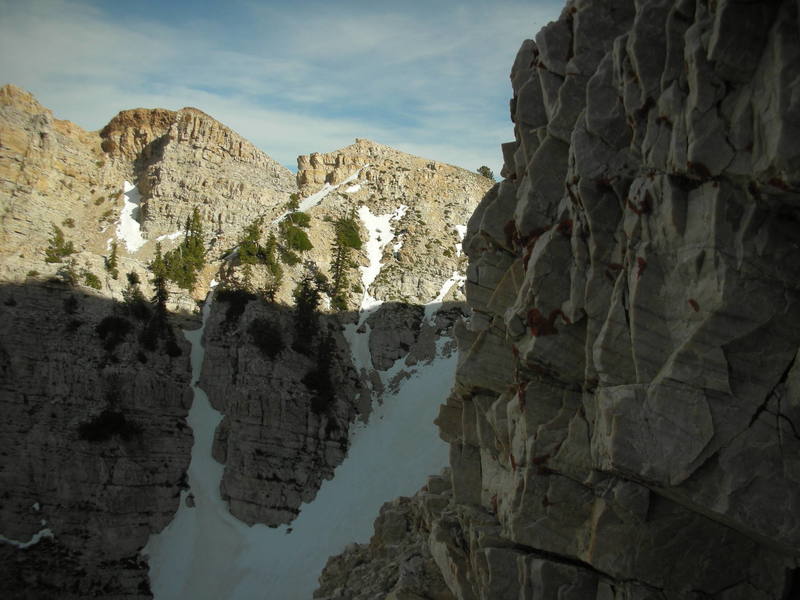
<box><xmin>318</xmin><ymin>1</ymin><xmax>800</xmax><ymax>598</ymax></box>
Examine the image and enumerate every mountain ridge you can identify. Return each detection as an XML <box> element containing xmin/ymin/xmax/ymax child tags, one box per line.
<box><xmin>0</xmin><ymin>82</ymin><xmax>492</xmax><ymax>597</ymax></box>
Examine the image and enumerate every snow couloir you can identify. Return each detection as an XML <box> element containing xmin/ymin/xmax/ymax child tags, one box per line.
<box><xmin>144</xmin><ymin>172</ymin><xmax>465</xmax><ymax>599</ymax></box>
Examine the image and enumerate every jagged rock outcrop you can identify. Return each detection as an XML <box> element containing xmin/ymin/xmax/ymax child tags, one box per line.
<box><xmin>0</xmin><ymin>85</ymin><xmax>118</xmax><ymax>281</ymax></box>
<box><xmin>198</xmin><ymin>300</ymin><xmax>365</xmax><ymax>526</ymax></box>
<box><xmin>295</xmin><ymin>139</ymin><xmax>490</xmax><ymax>307</ymax></box>
<box><xmin>0</xmin><ymin>83</ymin><xmax>296</xmax><ymax>302</ymax></box>
<box><xmin>319</xmin><ymin>1</ymin><xmax>800</xmax><ymax>598</ymax></box>
<box><xmin>134</xmin><ymin>107</ymin><xmax>296</xmax><ymax>251</ymax></box>
<box><xmin>315</xmin><ymin>471</ymin><xmax>456</xmax><ymax>600</ymax></box>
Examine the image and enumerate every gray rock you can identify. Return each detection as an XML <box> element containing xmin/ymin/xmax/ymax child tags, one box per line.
<box><xmin>321</xmin><ymin>1</ymin><xmax>800</xmax><ymax>598</ymax></box>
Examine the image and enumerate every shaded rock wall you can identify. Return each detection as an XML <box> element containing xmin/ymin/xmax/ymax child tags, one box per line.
<box><xmin>199</xmin><ymin>299</ymin><xmax>365</xmax><ymax>526</ymax></box>
<box><xmin>319</xmin><ymin>0</ymin><xmax>800</xmax><ymax>598</ymax></box>
<box><xmin>0</xmin><ymin>283</ymin><xmax>192</xmax><ymax>597</ymax></box>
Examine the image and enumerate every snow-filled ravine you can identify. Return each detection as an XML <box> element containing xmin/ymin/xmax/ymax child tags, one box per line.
<box><xmin>143</xmin><ymin>200</ymin><xmax>462</xmax><ymax>599</ymax></box>
<box><xmin>116</xmin><ymin>181</ymin><xmax>147</xmax><ymax>252</ymax></box>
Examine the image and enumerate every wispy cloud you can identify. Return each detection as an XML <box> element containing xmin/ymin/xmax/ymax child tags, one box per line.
<box><xmin>0</xmin><ymin>0</ymin><xmax>562</xmax><ymax>175</ymax></box>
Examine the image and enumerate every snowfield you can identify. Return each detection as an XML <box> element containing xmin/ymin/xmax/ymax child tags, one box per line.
<box><xmin>116</xmin><ymin>181</ymin><xmax>147</xmax><ymax>252</ymax></box>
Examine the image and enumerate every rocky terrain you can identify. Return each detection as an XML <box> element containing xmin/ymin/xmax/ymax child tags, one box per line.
<box><xmin>0</xmin><ymin>283</ymin><xmax>193</xmax><ymax>597</ymax></box>
<box><xmin>0</xmin><ymin>83</ymin><xmax>491</xmax><ymax>596</ymax></box>
<box><xmin>196</xmin><ymin>139</ymin><xmax>489</xmax><ymax>526</ymax></box>
<box><xmin>318</xmin><ymin>0</ymin><xmax>800</xmax><ymax>598</ymax></box>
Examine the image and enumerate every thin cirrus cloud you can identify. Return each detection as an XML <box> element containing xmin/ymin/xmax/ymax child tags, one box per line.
<box><xmin>0</xmin><ymin>0</ymin><xmax>562</xmax><ymax>175</ymax></box>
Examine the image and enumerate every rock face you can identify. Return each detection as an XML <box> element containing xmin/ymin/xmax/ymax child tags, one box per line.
<box><xmin>199</xmin><ymin>301</ymin><xmax>364</xmax><ymax>526</ymax></box>
<box><xmin>0</xmin><ymin>282</ymin><xmax>192</xmax><ymax>597</ymax></box>
<box><xmin>319</xmin><ymin>1</ymin><xmax>800</xmax><ymax>598</ymax></box>
<box><xmin>315</xmin><ymin>471</ymin><xmax>456</xmax><ymax>600</ymax></box>
<box><xmin>0</xmin><ymin>83</ymin><xmax>297</xmax><ymax>299</ymax></box>
<box><xmin>1</xmin><ymin>84</ymin><xmax>491</xmax><ymax>595</ymax></box>
<box><xmin>198</xmin><ymin>141</ymin><xmax>491</xmax><ymax>526</ymax></box>
<box><xmin>292</xmin><ymin>138</ymin><xmax>490</xmax><ymax>307</ymax></box>
<box><xmin>135</xmin><ymin>107</ymin><xmax>296</xmax><ymax>252</ymax></box>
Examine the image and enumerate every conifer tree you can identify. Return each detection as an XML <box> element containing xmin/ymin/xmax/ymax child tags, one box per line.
<box><xmin>106</xmin><ymin>240</ymin><xmax>119</xmax><ymax>279</ymax></box>
<box><xmin>162</xmin><ymin>207</ymin><xmax>206</xmax><ymax>290</ymax></box>
<box><xmin>150</xmin><ymin>243</ymin><xmax>169</xmax><ymax>315</ymax></box>
<box><xmin>293</xmin><ymin>269</ymin><xmax>321</xmax><ymax>352</ymax></box>
<box><xmin>45</xmin><ymin>225</ymin><xmax>76</xmax><ymax>263</ymax></box>
<box><xmin>239</xmin><ymin>218</ymin><xmax>263</xmax><ymax>266</ymax></box>
<box><xmin>329</xmin><ymin>215</ymin><xmax>362</xmax><ymax>311</ymax></box>
<box><xmin>477</xmin><ymin>166</ymin><xmax>495</xmax><ymax>180</ymax></box>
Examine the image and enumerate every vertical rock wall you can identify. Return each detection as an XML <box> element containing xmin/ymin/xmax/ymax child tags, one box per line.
<box><xmin>0</xmin><ymin>283</ymin><xmax>193</xmax><ymax>597</ymax></box>
<box><xmin>318</xmin><ymin>1</ymin><xmax>800</xmax><ymax>598</ymax></box>
<box><xmin>443</xmin><ymin>0</ymin><xmax>800</xmax><ymax>595</ymax></box>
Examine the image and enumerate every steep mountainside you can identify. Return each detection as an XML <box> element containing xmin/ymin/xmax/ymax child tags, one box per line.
<box><xmin>0</xmin><ymin>85</ymin><xmax>492</xmax><ymax>597</ymax></box>
<box><xmin>191</xmin><ymin>138</ymin><xmax>489</xmax><ymax>527</ymax></box>
<box><xmin>318</xmin><ymin>1</ymin><xmax>800</xmax><ymax>598</ymax></box>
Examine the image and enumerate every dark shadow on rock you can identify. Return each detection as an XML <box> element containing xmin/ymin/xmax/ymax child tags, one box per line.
<box><xmin>0</xmin><ymin>278</ymin><xmax>469</xmax><ymax>596</ymax></box>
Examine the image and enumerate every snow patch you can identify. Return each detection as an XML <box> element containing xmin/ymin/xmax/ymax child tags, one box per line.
<box><xmin>300</xmin><ymin>165</ymin><xmax>368</xmax><ymax>213</ymax></box>
<box><xmin>343</xmin><ymin>184</ymin><xmax>361</xmax><ymax>194</ymax></box>
<box><xmin>357</xmin><ymin>204</ymin><xmax>407</xmax><ymax>319</ymax></box>
<box><xmin>342</xmin><ymin>320</ymin><xmax>374</xmax><ymax>373</ymax></box>
<box><xmin>455</xmin><ymin>224</ymin><xmax>467</xmax><ymax>257</ymax></box>
<box><xmin>424</xmin><ymin>272</ymin><xmax>466</xmax><ymax>323</ymax></box>
<box><xmin>273</xmin><ymin>165</ymin><xmax>371</xmax><ymax>225</ymax></box>
<box><xmin>0</xmin><ymin>527</ymin><xmax>54</xmax><ymax>549</ymax></box>
<box><xmin>116</xmin><ymin>181</ymin><xmax>147</xmax><ymax>252</ymax></box>
<box><xmin>156</xmin><ymin>230</ymin><xmax>185</xmax><ymax>242</ymax></box>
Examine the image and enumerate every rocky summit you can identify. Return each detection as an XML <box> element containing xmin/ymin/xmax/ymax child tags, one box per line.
<box><xmin>0</xmin><ymin>82</ymin><xmax>491</xmax><ymax>596</ymax></box>
<box><xmin>318</xmin><ymin>1</ymin><xmax>800</xmax><ymax>599</ymax></box>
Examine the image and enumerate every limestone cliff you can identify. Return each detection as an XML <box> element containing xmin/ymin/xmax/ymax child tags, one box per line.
<box><xmin>318</xmin><ymin>1</ymin><xmax>800</xmax><ymax>598</ymax></box>
<box><xmin>0</xmin><ymin>84</ymin><xmax>491</xmax><ymax>595</ymax></box>
<box><xmin>199</xmin><ymin>141</ymin><xmax>490</xmax><ymax>526</ymax></box>
<box><xmin>295</xmin><ymin>139</ymin><xmax>488</xmax><ymax>308</ymax></box>
<box><xmin>0</xmin><ymin>283</ymin><xmax>193</xmax><ymax>597</ymax></box>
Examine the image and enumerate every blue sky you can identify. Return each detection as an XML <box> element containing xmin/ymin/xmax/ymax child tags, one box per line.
<box><xmin>0</xmin><ymin>0</ymin><xmax>562</xmax><ymax>175</ymax></box>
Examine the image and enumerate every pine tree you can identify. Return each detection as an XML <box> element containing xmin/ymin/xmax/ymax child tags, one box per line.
<box><xmin>477</xmin><ymin>166</ymin><xmax>495</xmax><ymax>180</ymax></box>
<box><xmin>162</xmin><ymin>207</ymin><xmax>206</xmax><ymax>290</ymax></box>
<box><xmin>238</xmin><ymin>218</ymin><xmax>263</xmax><ymax>266</ymax></box>
<box><xmin>279</xmin><ymin>210</ymin><xmax>313</xmax><ymax>255</ymax></box>
<box><xmin>329</xmin><ymin>215</ymin><xmax>362</xmax><ymax>310</ymax></box>
<box><xmin>330</xmin><ymin>238</ymin><xmax>349</xmax><ymax>311</ymax></box>
<box><xmin>106</xmin><ymin>240</ymin><xmax>119</xmax><ymax>279</ymax></box>
<box><xmin>335</xmin><ymin>215</ymin><xmax>362</xmax><ymax>250</ymax></box>
<box><xmin>45</xmin><ymin>226</ymin><xmax>76</xmax><ymax>263</ymax></box>
<box><xmin>293</xmin><ymin>269</ymin><xmax>321</xmax><ymax>353</ymax></box>
<box><xmin>122</xmin><ymin>270</ymin><xmax>150</xmax><ymax>321</ymax></box>
<box><xmin>150</xmin><ymin>243</ymin><xmax>169</xmax><ymax>314</ymax></box>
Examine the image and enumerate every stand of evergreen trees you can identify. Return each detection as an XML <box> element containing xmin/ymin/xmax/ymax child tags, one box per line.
<box><xmin>329</xmin><ymin>214</ymin><xmax>362</xmax><ymax>310</ymax></box>
<box><xmin>157</xmin><ymin>207</ymin><xmax>206</xmax><ymax>291</ymax></box>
